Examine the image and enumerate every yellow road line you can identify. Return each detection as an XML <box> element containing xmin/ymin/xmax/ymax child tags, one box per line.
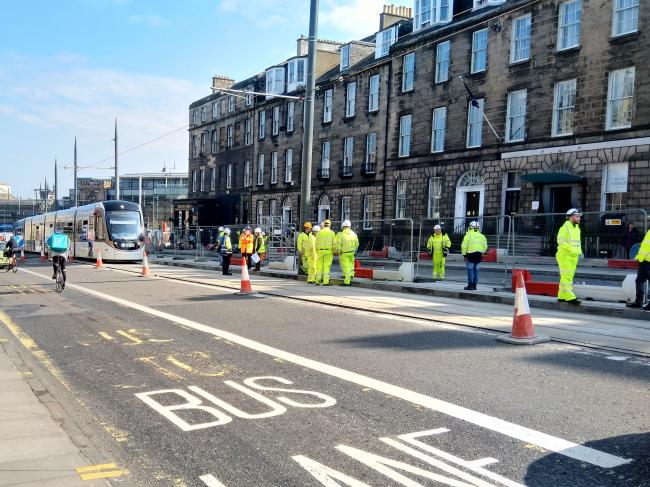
<box><xmin>166</xmin><ymin>355</ymin><xmax>225</xmax><ymax>377</ymax></box>
<box><xmin>116</xmin><ymin>329</ymin><xmax>143</xmax><ymax>344</ymax></box>
<box><xmin>79</xmin><ymin>470</ymin><xmax>124</xmax><ymax>480</ymax></box>
<box><xmin>75</xmin><ymin>463</ymin><xmax>119</xmax><ymax>474</ymax></box>
<box><xmin>98</xmin><ymin>331</ymin><xmax>115</xmax><ymax>341</ymax></box>
<box><xmin>136</xmin><ymin>356</ymin><xmax>185</xmax><ymax>381</ymax></box>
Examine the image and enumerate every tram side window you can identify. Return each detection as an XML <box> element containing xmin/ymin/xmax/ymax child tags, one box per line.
<box><xmin>95</xmin><ymin>216</ymin><xmax>106</xmax><ymax>240</ymax></box>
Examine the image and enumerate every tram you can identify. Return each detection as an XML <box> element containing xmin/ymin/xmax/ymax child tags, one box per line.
<box><xmin>15</xmin><ymin>201</ymin><xmax>145</xmax><ymax>262</ymax></box>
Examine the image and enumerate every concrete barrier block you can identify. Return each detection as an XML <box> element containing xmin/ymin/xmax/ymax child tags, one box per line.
<box><xmin>284</xmin><ymin>256</ymin><xmax>295</xmax><ymax>270</ymax></box>
<box><xmin>574</xmin><ymin>283</ymin><xmax>628</xmax><ymax>303</ymax></box>
<box><xmin>268</xmin><ymin>261</ymin><xmax>288</xmax><ymax>270</ymax></box>
<box><xmin>399</xmin><ymin>262</ymin><xmax>414</xmax><ymax>282</ymax></box>
<box><xmin>622</xmin><ymin>274</ymin><xmax>637</xmax><ymax>303</ymax></box>
<box><xmin>373</xmin><ymin>269</ymin><xmax>402</xmax><ymax>281</ymax></box>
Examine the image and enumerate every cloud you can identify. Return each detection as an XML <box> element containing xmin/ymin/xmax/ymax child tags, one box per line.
<box><xmin>127</xmin><ymin>14</ymin><xmax>168</xmax><ymax>27</ymax></box>
<box><xmin>320</xmin><ymin>0</ymin><xmax>411</xmax><ymax>38</ymax></box>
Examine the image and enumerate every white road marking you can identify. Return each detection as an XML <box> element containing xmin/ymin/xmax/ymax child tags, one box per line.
<box><xmin>199</xmin><ymin>473</ymin><xmax>228</xmax><ymax>486</ymax></box>
<box><xmin>19</xmin><ymin>268</ymin><xmax>632</xmax><ymax>469</ymax></box>
<box><xmin>467</xmin><ymin>458</ymin><xmax>500</xmax><ymax>468</ymax></box>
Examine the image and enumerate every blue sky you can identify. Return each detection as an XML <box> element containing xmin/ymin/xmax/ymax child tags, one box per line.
<box><xmin>0</xmin><ymin>0</ymin><xmax>411</xmax><ymax>198</ymax></box>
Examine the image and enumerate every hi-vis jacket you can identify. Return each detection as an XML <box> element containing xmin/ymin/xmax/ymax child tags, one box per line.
<box><xmin>635</xmin><ymin>229</ymin><xmax>650</xmax><ymax>262</ymax></box>
<box><xmin>316</xmin><ymin>227</ymin><xmax>337</xmax><ymax>252</ymax></box>
<box><xmin>239</xmin><ymin>233</ymin><xmax>254</xmax><ymax>254</ymax></box>
<box><xmin>336</xmin><ymin>228</ymin><xmax>359</xmax><ymax>253</ymax></box>
<box><xmin>427</xmin><ymin>233</ymin><xmax>451</xmax><ymax>255</ymax></box>
<box><xmin>297</xmin><ymin>232</ymin><xmax>310</xmax><ymax>254</ymax></box>
<box><xmin>461</xmin><ymin>230</ymin><xmax>487</xmax><ymax>255</ymax></box>
<box><xmin>556</xmin><ymin>221</ymin><xmax>582</xmax><ymax>256</ymax></box>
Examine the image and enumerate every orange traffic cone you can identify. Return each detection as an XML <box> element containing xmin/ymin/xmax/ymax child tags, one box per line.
<box><xmin>140</xmin><ymin>252</ymin><xmax>150</xmax><ymax>277</ymax></box>
<box><xmin>235</xmin><ymin>262</ymin><xmax>254</xmax><ymax>295</ymax></box>
<box><xmin>39</xmin><ymin>247</ymin><xmax>46</xmax><ymax>262</ymax></box>
<box><xmin>95</xmin><ymin>250</ymin><xmax>103</xmax><ymax>268</ymax></box>
<box><xmin>20</xmin><ymin>248</ymin><xmax>27</xmax><ymax>262</ymax></box>
<box><xmin>498</xmin><ymin>272</ymin><xmax>550</xmax><ymax>345</ymax></box>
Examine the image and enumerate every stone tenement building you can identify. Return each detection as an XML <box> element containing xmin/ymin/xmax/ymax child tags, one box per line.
<box><xmin>187</xmin><ymin>0</ymin><xmax>649</xmax><ymax>230</ymax></box>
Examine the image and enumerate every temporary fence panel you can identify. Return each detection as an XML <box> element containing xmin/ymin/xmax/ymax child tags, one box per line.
<box><xmin>512</xmin><ymin>209</ymin><xmax>647</xmax><ymax>259</ymax></box>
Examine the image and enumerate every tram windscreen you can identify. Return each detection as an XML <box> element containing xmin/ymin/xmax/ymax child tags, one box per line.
<box><xmin>106</xmin><ymin>211</ymin><xmax>142</xmax><ymax>240</ymax></box>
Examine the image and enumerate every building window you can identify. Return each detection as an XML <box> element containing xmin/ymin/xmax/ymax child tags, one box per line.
<box><xmin>257</xmin><ymin>154</ymin><xmax>264</xmax><ymax>186</ymax></box>
<box><xmin>365</xmin><ymin>133</ymin><xmax>377</xmax><ymax>172</ymax></box>
<box><xmin>506</xmin><ymin>89</ymin><xmax>527</xmax><ymax>142</ymax></box>
<box><xmin>258</xmin><ymin>110</ymin><xmax>266</xmax><ymax>139</ymax></box>
<box><xmin>431</xmin><ymin>106</ymin><xmax>446</xmax><ymax>153</ymax></box>
<box><xmin>318</xmin><ymin>195</ymin><xmax>330</xmax><ymax>223</ymax></box>
<box><xmin>323</xmin><ymin>89</ymin><xmax>333</xmax><ymax>123</ymax></box>
<box><xmin>210</xmin><ymin>167</ymin><xmax>215</xmax><ymax>191</ymax></box>
<box><xmin>192</xmin><ymin>170</ymin><xmax>197</xmax><ymax>192</ymax></box>
<box><xmin>602</xmin><ymin>163</ymin><xmax>628</xmax><ymax>210</ymax></box>
<box><xmin>363</xmin><ymin>195</ymin><xmax>373</xmax><ymax>230</ymax></box>
<box><xmin>245</xmin><ymin>118</ymin><xmax>252</xmax><ymax>145</ymax></box>
<box><xmin>265</xmin><ymin>67</ymin><xmax>285</xmax><ymax>98</ymax></box>
<box><xmin>504</xmin><ymin>171</ymin><xmax>521</xmax><ymax>215</ymax></box>
<box><xmin>471</xmin><ymin>29</ymin><xmax>488</xmax><ymax>73</ymax></box>
<box><xmin>376</xmin><ymin>26</ymin><xmax>397</xmax><ymax>58</ymax></box>
<box><xmin>245</xmin><ymin>92</ymin><xmax>253</xmax><ymax>107</ymax></box>
<box><xmin>256</xmin><ymin>200</ymin><xmax>263</xmax><ymax>223</ymax></box>
<box><xmin>368</xmin><ymin>74</ymin><xmax>380</xmax><ymax>112</ymax></box>
<box><xmin>271</xmin><ymin>152</ymin><xmax>278</xmax><ymax>184</ymax></box>
<box><xmin>427</xmin><ymin>177</ymin><xmax>442</xmax><ymax>219</ymax></box>
<box><xmin>558</xmin><ymin>0</ymin><xmax>581</xmax><ymax>50</ymax></box>
<box><xmin>402</xmin><ymin>53</ymin><xmax>415</xmax><ymax>92</ymax></box>
<box><xmin>321</xmin><ymin>141</ymin><xmax>330</xmax><ymax>176</ymax></box>
<box><xmin>192</xmin><ymin>110</ymin><xmax>198</xmax><ymax>125</ymax></box>
<box><xmin>201</xmin><ymin>107</ymin><xmax>206</xmax><ymax>122</ymax></box>
<box><xmin>606</xmin><ymin>67</ymin><xmax>635</xmax><ymax>130</ymax></box>
<box><xmin>511</xmin><ymin>14</ymin><xmax>531</xmax><ymax>63</ymax></box>
<box><xmin>272</xmin><ymin>106</ymin><xmax>280</xmax><ymax>135</ymax></box>
<box><xmin>287</xmin><ymin>102</ymin><xmax>295</xmax><ymax>132</ymax></box>
<box><xmin>200</xmin><ymin>168</ymin><xmax>205</xmax><ymax>191</ymax></box>
<box><xmin>466</xmin><ymin>99</ymin><xmax>485</xmax><ymax>148</ymax></box>
<box><xmin>340</xmin><ymin>197</ymin><xmax>351</xmax><ymax>222</ymax></box>
<box><xmin>414</xmin><ymin>0</ymin><xmax>452</xmax><ymax>30</ymax></box>
<box><xmin>435</xmin><ymin>41</ymin><xmax>450</xmax><ymax>83</ymax></box>
<box><xmin>612</xmin><ymin>0</ymin><xmax>639</xmax><ymax>36</ymax></box>
<box><xmin>287</xmin><ymin>58</ymin><xmax>305</xmax><ymax>87</ymax></box>
<box><xmin>285</xmin><ymin>148</ymin><xmax>293</xmax><ymax>183</ymax></box>
<box><xmin>227</xmin><ymin>96</ymin><xmax>234</xmax><ymax>112</ymax></box>
<box><xmin>395</xmin><ymin>180</ymin><xmax>407</xmax><ymax>219</ymax></box>
<box><xmin>211</xmin><ymin>129</ymin><xmax>217</xmax><ymax>153</ymax></box>
<box><xmin>343</xmin><ymin>137</ymin><xmax>354</xmax><ymax>175</ymax></box>
<box><xmin>340</xmin><ymin>44</ymin><xmax>350</xmax><ymax>70</ymax></box>
<box><xmin>212</xmin><ymin>102</ymin><xmax>219</xmax><ymax>118</ymax></box>
<box><xmin>244</xmin><ymin>160</ymin><xmax>251</xmax><ymax>187</ymax></box>
<box><xmin>191</xmin><ymin>135</ymin><xmax>196</xmax><ymax>157</ymax></box>
<box><xmin>398</xmin><ymin>115</ymin><xmax>412</xmax><ymax>157</ymax></box>
<box><xmin>552</xmin><ymin>79</ymin><xmax>577</xmax><ymax>136</ymax></box>
<box><xmin>346</xmin><ymin>82</ymin><xmax>357</xmax><ymax>117</ymax></box>
<box><xmin>200</xmin><ymin>132</ymin><xmax>207</xmax><ymax>154</ymax></box>
<box><xmin>226</xmin><ymin>125</ymin><xmax>233</xmax><ymax>148</ymax></box>
<box><xmin>270</xmin><ymin>199</ymin><xmax>277</xmax><ymax>217</ymax></box>
<box><xmin>226</xmin><ymin>164</ymin><xmax>232</xmax><ymax>189</ymax></box>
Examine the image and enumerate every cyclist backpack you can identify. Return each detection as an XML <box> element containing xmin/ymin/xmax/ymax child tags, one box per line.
<box><xmin>50</xmin><ymin>234</ymin><xmax>69</xmax><ymax>252</ymax></box>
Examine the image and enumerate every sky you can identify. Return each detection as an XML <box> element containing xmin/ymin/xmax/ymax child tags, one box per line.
<box><xmin>0</xmin><ymin>0</ymin><xmax>411</xmax><ymax>199</ymax></box>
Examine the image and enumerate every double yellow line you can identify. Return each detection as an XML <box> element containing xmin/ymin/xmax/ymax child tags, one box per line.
<box><xmin>75</xmin><ymin>463</ymin><xmax>125</xmax><ymax>481</ymax></box>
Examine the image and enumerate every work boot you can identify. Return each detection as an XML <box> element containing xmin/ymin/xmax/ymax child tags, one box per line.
<box><xmin>643</xmin><ymin>303</ymin><xmax>650</xmax><ymax>311</ymax></box>
<box><xmin>464</xmin><ymin>285</ymin><xmax>473</xmax><ymax>290</ymax></box>
<box><xmin>566</xmin><ymin>298</ymin><xmax>581</xmax><ymax>305</ymax></box>
<box><xmin>626</xmin><ymin>301</ymin><xmax>642</xmax><ymax>308</ymax></box>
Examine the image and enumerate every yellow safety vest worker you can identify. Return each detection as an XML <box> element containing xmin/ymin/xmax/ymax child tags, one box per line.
<box><xmin>556</xmin><ymin>221</ymin><xmax>582</xmax><ymax>256</ymax></box>
<box><xmin>306</xmin><ymin>233</ymin><xmax>317</xmax><ymax>260</ymax></box>
<box><xmin>336</xmin><ymin>228</ymin><xmax>359</xmax><ymax>253</ymax></box>
<box><xmin>427</xmin><ymin>233</ymin><xmax>451</xmax><ymax>255</ymax></box>
<box><xmin>297</xmin><ymin>232</ymin><xmax>310</xmax><ymax>253</ymax></box>
<box><xmin>635</xmin><ymin>229</ymin><xmax>650</xmax><ymax>262</ymax></box>
<box><xmin>254</xmin><ymin>234</ymin><xmax>267</xmax><ymax>253</ymax></box>
<box><xmin>316</xmin><ymin>227</ymin><xmax>337</xmax><ymax>251</ymax></box>
<box><xmin>461</xmin><ymin>230</ymin><xmax>487</xmax><ymax>255</ymax></box>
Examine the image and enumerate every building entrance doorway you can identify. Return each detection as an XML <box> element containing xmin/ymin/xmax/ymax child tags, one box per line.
<box><xmin>549</xmin><ymin>186</ymin><xmax>573</xmax><ymax>214</ymax></box>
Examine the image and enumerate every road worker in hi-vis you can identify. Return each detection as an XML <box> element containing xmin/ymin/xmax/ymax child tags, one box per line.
<box><xmin>297</xmin><ymin>222</ymin><xmax>312</xmax><ymax>276</ymax></box>
<box><xmin>336</xmin><ymin>220</ymin><xmax>359</xmax><ymax>286</ymax></box>
<box><xmin>628</xmin><ymin>225</ymin><xmax>650</xmax><ymax>310</ymax></box>
<box><xmin>556</xmin><ymin>208</ymin><xmax>582</xmax><ymax>304</ymax></box>
<box><xmin>426</xmin><ymin>224</ymin><xmax>451</xmax><ymax>281</ymax></box>
<box><xmin>307</xmin><ymin>225</ymin><xmax>320</xmax><ymax>284</ymax></box>
<box><xmin>315</xmin><ymin>220</ymin><xmax>337</xmax><ymax>285</ymax></box>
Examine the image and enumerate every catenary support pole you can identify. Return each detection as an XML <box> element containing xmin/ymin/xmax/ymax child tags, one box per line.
<box><xmin>299</xmin><ymin>0</ymin><xmax>318</xmax><ymax>226</ymax></box>
<box><xmin>74</xmin><ymin>137</ymin><xmax>78</xmax><ymax>207</ymax></box>
<box><xmin>114</xmin><ymin>118</ymin><xmax>120</xmax><ymax>200</ymax></box>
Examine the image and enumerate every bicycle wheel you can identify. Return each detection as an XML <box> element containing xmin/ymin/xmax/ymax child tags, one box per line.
<box><xmin>12</xmin><ymin>263</ymin><xmax>17</xmax><ymax>273</ymax></box>
<box><xmin>55</xmin><ymin>274</ymin><xmax>64</xmax><ymax>293</ymax></box>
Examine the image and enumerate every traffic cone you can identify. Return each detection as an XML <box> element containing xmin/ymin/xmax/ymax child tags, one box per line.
<box><xmin>140</xmin><ymin>252</ymin><xmax>151</xmax><ymax>277</ymax></box>
<box><xmin>498</xmin><ymin>273</ymin><xmax>550</xmax><ymax>345</ymax></box>
<box><xmin>39</xmin><ymin>247</ymin><xmax>46</xmax><ymax>262</ymax></box>
<box><xmin>95</xmin><ymin>250</ymin><xmax>103</xmax><ymax>268</ymax></box>
<box><xmin>20</xmin><ymin>248</ymin><xmax>27</xmax><ymax>262</ymax></box>
<box><xmin>235</xmin><ymin>262</ymin><xmax>254</xmax><ymax>295</ymax></box>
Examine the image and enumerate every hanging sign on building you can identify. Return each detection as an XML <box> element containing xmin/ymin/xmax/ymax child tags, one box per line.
<box><xmin>605</xmin><ymin>163</ymin><xmax>628</xmax><ymax>193</ymax></box>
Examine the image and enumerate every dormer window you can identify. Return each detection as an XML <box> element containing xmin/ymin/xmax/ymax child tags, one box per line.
<box><xmin>414</xmin><ymin>0</ymin><xmax>451</xmax><ymax>31</ymax></box>
<box><xmin>375</xmin><ymin>26</ymin><xmax>398</xmax><ymax>59</ymax></box>
<box><xmin>340</xmin><ymin>45</ymin><xmax>351</xmax><ymax>70</ymax></box>
<box><xmin>473</xmin><ymin>0</ymin><xmax>505</xmax><ymax>10</ymax></box>
<box><xmin>265</xmin><ymin>67</ymin><xmax>286</xmax><ymax>99</ymax></box>
<box><xmin>287</xmin><ymin>58</ymin><xmax>306</xmax><ymax>92</ymax></box>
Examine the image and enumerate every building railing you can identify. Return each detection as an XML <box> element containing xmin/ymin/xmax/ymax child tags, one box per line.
<box><xmin>339</xmin><ymin>162</ymin><xmax>353</xmax><ymax>178</ymax></box>
<box><xmin>317</xmin><ymin>167</ymin><xmax>330</xmax><ymax>180</ymax></box>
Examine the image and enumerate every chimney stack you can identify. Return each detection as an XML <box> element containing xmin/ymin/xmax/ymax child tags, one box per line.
<box><xmin>212</xmin><ymin>75</ymin><xmax>235</xmax><ymax>92</ymax></box>
<box><xmin>380</xmin><ymin>4</ymin><xmax>412</xmax><ymax>30</ymax></box>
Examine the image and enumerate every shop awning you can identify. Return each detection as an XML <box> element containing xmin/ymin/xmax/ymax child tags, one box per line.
<box><xmin>520</xmin><ymin>172</ymin><xmax>585</xmax><ymax>184</ymax></box>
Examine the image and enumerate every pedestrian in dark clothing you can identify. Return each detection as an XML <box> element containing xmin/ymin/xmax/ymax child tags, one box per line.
<box><xmin>624</xmin><ymin>223</ymin><xmax>641</xmax><ymax>259</ymax></box>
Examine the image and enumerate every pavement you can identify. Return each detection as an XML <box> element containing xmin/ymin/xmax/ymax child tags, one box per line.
<box><xmin>0</xmin><ymin>327</ymin><xmax>119</xmax><ymax>486</ymax></box>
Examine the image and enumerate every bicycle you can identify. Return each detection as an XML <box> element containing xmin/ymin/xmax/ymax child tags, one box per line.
<box><xmin>53</xmin><ymin>258</ymin><xmax>65</xmax><ymax>293</ymax></box>
<box><xmin>1</xmin><ymin>252</ymin><xmax>17</xmax><ymax>273</ymax></box>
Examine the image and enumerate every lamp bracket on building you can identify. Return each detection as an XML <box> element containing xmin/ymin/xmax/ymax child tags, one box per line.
<box><xmin>213</xmin><ymin>87</ymin><xmax>304</xmax><ymax>101</ymax></box>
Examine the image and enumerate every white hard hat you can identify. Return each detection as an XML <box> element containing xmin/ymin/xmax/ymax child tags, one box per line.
<box><xmin>434</xmin><ymin>224</ymin><xmax>441</xmax><ymax>230</ymax></box>
<box><xmin>469</xmin><ymin>221</ymin><xmax>479</xmax><ymax>228</ymax></box>
<box><xmin>342</xmin><ymin>219</ymin><xmax>351</xmax><ymax>227</ymax></box>
<box><xmin>312</xmin><ymin>225</ymin><xmax>321</xmax><ymax>232</ymax></box>
<box><xmin>224</xmin><ymin>228</ymin><xmax>231</xmax><ymax>234</ymax></box>
<box><xmin>254</xmin><ymin>227</ymin><xmax>262</xmax><ymax>233</ymax></box>
<box><xmin>218</xmin><ymin>226</ymin><xmax>224</xmax><ymax>232</ymax></box>
<box><xmin>566</xmin><ymin>208</ymin><xmax>581</xmax><ymax>216</ymax></box>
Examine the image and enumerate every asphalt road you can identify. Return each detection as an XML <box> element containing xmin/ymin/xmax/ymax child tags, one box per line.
<box><xmin>0</xmin><ymin>261</ymin><xmax>648</xmax><ymax>487</ymax></box>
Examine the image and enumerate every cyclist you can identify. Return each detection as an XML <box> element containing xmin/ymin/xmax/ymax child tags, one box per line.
<box><xmin>46</xmin><ymin>227</ymin><xmax>69</xmax><ymax>289</ymax></box>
